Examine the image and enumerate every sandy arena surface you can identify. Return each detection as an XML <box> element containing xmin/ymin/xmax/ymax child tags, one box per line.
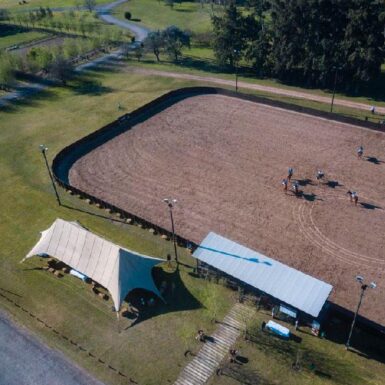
<box><xmin>70</xmin><ymin>95</ymin><xmax>385</xmax><ymax>326</ymax></box>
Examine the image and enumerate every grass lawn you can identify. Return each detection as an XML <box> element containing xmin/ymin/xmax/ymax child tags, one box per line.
<box><xmin>0</xmin><ymin>0</ymin><xmax>110</xmax><ymax>10</ymax></box>
<box><xmin>114</xmin><ymin>0</ymin><xmax>213</xmax><ymax>34</ymax></box>
<box><xmin>1</xmin><ymin>62</ymin><xmax>385</xmax><ymax>385</ymax></box>
<box><xmin>208</xmin><ymin>308</ymin><xmax>385</xmax><ymax>385</ymax></box>
<box><xmin>0</xmin><ymin>70</ymin><xmax>235</xmax><ymax>385</ymax></box>
<box><xmin>0</xmin><ymin>26</ymin><xmax>49</xmax><ymax>49</ymax></box>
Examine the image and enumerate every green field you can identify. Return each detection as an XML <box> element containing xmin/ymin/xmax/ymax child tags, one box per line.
<box><xmin>0</xmin><ymin>27</ymin><xmax>49</xmax><ymax>50</ymax></box>
<box><xmin>114</xmin><ymin>0</ymin><xmax>213</xmax><ymax>34</ymax></box>
<box><xmin>1</xmin><ymin>63</ymin><xmax>385</xmax><ymax>384</ymax></box>
<box><xmin>0</xmin><ymin>70</ymin><xmax>237</xmax><ymax>385</ymax></box>
<box><xmin>208</xmin><ymin>309</ymin><xmax>385</xmax><ymax>385</ymax></box>
<box><xmin>1</xmin><ymin>0</ymin><xmax>110</xmax><ymax>10</ymax></box>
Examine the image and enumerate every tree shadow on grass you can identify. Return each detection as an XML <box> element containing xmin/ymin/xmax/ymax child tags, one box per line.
<box><xmin>125</xmin><ymin>266</ymin><xmax>202</xmax><ymax>328</ymax></box>
<box><xmin>0</xmin><ymin>87</ymin><xmax>58</xmax><ymax>113</ymax></box>
<box><xmin>69</xmin><ymin>76</ymin><xmax>114</xmax><ymax>96</ymax></box>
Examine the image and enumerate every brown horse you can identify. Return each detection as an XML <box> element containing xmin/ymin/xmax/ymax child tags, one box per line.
<box><xmin>347</xmin><ymin>190</ymin><xmax>358</xmax><ymax>205</ymax></box>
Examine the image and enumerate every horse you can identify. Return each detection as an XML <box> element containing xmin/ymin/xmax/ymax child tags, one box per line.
<box><xmin>316</xmin><ymin>170</ymin><xmax>325</xmax><ymax>183</ymax></box>
<box><xmin>347</xmin><ymin>190</ymin><xmax>358</xmax><ymax>205</ymax></box>
<box><xmin>292</xmin><ymin>181</ymin><xmax>300</xmax><ymax>195</ymax></box>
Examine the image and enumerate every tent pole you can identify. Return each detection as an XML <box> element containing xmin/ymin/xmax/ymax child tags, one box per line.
<box><xmin>116</xmin><ymin>310</ymin><xmax>121</xmax><ymax>334</ymax></box>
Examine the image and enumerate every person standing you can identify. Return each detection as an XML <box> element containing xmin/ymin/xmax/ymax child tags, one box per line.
<box><xmin>292</xmin><ymin>181</ymin><xmax>299</xmax><ymax>195</ymax></box>
<box><xmin>316</xmin><ymin>170</ymin><xmax>324</xmax><ymax>183</ymax></box>
<box><xmin>282</xmin><ymin>178</ymin><xmax>288</xmax><ymax>192</ymax></box>
<box><xmin>288</xmin><ymin>167</ymin><xmax>294</xmax><ymax>181</ymax></box>
<box><xmin>357</xmin><ymin>146</ymin><xmax>364</xmax><ymax>159</ymax></box>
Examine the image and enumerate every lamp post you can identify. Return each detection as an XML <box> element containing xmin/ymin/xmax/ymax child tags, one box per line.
<box><xmin>163</xmin><ymin>198</ymin><xmax>178</xmax><ymax>263</ymax></box>
<box><xmin>39</xmin><ymin>144</ymin><xmax>61</xmax><ymax>206</ymax></box>
<box><xmin>345</xmin><ymin>275</ymin><xmax>376</xmax><ymax>350</ymax></box>
<box><xmin>330</xmin><ymin>66</ymin><xmax>341</xmax><ymax>113</ymax></box>
<box><xmin>234</xmin><ymin>49</ymin><xmax>239</xmax><ymax>93</ymax></box>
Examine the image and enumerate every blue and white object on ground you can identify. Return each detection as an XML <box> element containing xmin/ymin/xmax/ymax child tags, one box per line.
<box><xmin>193</xmin><ymin>232</ymin><xmax>333</xmax><ymax>317</ymax></box>
<box><xmin>69</xmin><ymin>269</ymin><xmax>87</xmax><ymax>281</ymax></box>
<box><xmin>266</xmin><ymin>320</ymin><xmax>290</xmax><ymax>338</ymax></box>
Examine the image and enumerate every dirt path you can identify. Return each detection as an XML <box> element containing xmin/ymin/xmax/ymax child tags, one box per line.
<box><xmin>128</xmin><ymin>67</ymin><xmax>385</xmax><ymax>115</ymax></box>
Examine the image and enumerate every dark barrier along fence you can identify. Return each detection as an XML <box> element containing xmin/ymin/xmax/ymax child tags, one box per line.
<box><xmin>52</xmin><ymin>86</ymin><xmax>385</xmax><ymax>252</ymax></box>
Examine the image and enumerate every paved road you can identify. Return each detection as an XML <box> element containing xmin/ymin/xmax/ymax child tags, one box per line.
<box><xmin>0</xmin><ymin>310</ymin><xmax>105</xmax><ymax>385</ymax></box>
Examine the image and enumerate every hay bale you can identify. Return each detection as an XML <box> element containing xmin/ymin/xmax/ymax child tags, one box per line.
<box><xmin>149</xmin><ymin>228</ymin><xmax>156</xmax><ymax>235</ymax></box>
<box><xmin>125</xmin><ymin>218</ymin><xmax>132</xmax><ymax>224</ymax></box>
<box><xmin>161</xmin><ymin>234</ymin><xmax>169</xmax><ymax>241</ymax></box>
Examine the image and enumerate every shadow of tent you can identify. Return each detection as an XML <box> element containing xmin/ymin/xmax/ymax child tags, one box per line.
<box><xmin>125</xmin><ymin>266</ymin><xmax>202</xmax><ymax>328</ymax></box>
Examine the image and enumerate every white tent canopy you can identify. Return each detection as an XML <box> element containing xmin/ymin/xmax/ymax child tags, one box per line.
<box><xmin>22</xmin><ymin>218</ymin><xmax>163</xmax><ymax>311</ymax></box>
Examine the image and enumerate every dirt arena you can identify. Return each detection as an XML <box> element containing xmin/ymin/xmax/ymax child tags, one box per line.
<box><xmin>70</xmin><ymin>94</ymin><xmax>385</xmax><ymax>326</ymax></box>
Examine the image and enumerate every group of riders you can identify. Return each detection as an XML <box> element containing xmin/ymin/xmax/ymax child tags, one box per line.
<box><xmin>281</xmin><ymin>145</ymin><xmax>364</xmax><ymax>205</ymax></box>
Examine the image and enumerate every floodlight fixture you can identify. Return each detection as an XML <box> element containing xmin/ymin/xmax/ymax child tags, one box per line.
<box><xmin>346</xmin><ymin>275</ymin><xmax>377</xmax><ymax>349</ymax></box>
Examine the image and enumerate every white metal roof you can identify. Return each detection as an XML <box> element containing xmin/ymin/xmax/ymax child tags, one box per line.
<box><xmin>23</xmin><ymin>219</ymin><xmax>163</xmax><ymax>311</ymax></box>
<box><xmin>193</xmin><ymin>232</ymin><xmax>333</xmax><ymax>317</ymax></box>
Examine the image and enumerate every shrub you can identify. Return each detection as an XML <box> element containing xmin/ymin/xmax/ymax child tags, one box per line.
<box><xmin>124</xmin><ymin>11</ymin><xmax>131</xmax><ymax>20</ymax></box>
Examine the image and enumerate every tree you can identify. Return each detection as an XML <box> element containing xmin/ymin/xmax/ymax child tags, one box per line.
<box><xmin>27</xmin><ymin>47</ymin><xmax>54</xmax><ymax>72</ymax></box>
<box><xmin>124</xmin><ymin>11</ymin><xmax>132</xmax><ymax>20</ymax></box>
<box><xmin>0</xmin><ymin>9</ymin><xmax>10</xmax><ymax>22</ymax></box>
<box><xmin>164</xmin><ymin>0</ymin><xmax>174</xmax><ymax>8</ymax></box>
<box><xmin>268</xmin><ymin>0</ymin><xmax>385</xmax><ymax>88</ymax></box>
<box><xmin>143</xmin><ymin>31</ymin><xmax>164</xmax><ymax>61</ymax></box>
<box><xmin>83</xmin><ymin>0</ymin><xmax>96</xmax><ymax>12</ymax></box>
<box><xmin>211</xmin><ymin>3</ymin><xmax>248</xmax><ymax>67</ymax></box>
<box><xmin>161</xmin><ymin>26</ymin><xmax>190</xmax><ymax>61</ymax></box>
<box><xmin>63</xmin><ymin>39</ymin><xmax>79</xmax><ymax>60</ymax></box>
<box><xmin>341</xmin><ymin>0</ymin><xmax>385</xmax><ymax>86</ymax></box>
<box><xmin>48</xmin><ymin>55</ymin><xmax>74</xmax><ymax>85</ymax></box>
<box><xmin>0</xmin><ymin>53</ymin><xmax>15</xmax><ymax>91</ymax></box>
<box><xmin>134</xmin><ymin>45</ymin><xmax>144</xmax><ymax>61</ymax></box>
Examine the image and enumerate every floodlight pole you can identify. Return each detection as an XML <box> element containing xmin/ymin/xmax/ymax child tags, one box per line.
<box><xmin>164</xmin><ymin>198</ymin><xmax>178</xmax><ymax>263</ymax></box>
<box><xmin>39</xmin><ymin>144</ymin><xmax>61</xmax><ymax>206</ymax></box>
<box><xmin>330</xmin><ymin>67</ymin><xmax>339</xmax><ymax>113</ymax></box>
<box><xmin>346</xmin><ymin>277</ymin><xmax>376</xmax><ymax>350</ymax></box>
<box><xmin>234</xmin><ymin>49</ymin><xmax>239</xmax><ymax>93</ymax></box>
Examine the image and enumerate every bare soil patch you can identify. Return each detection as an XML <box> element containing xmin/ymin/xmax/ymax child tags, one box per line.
<box><xmin>69</xmin><ymin>94</ymin><xmax>385</xmax><ymax>326</ymax></box>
